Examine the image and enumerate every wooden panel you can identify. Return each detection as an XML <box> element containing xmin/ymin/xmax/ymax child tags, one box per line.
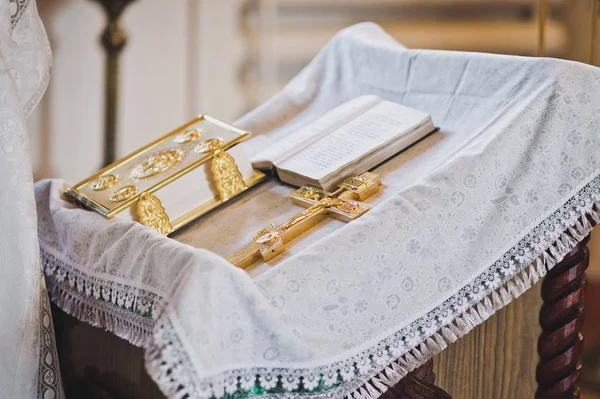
<box><xmin>53</xmin><ymin>284</ymin><xmax>542</xmax><ymax>399</ymax></box>
<box><xmin>52</xmin><ymin>305</ymin><xmax>165</xmax><ymax>399</ymax></box>
<box><xmin>433</xmin><ymin>282</ymin><xmax>542</xmax><ymax>398</ymax></box>
<box><xmin>588</xmin><ymin>234</ymin><xmax>600</xmax><ymax>279</ymax></box>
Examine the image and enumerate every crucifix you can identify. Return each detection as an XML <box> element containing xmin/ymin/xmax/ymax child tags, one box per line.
<box><xmin>227</xmin><ymin>172</ymin><xmax>381</xmax><ymax>269</ymax></box>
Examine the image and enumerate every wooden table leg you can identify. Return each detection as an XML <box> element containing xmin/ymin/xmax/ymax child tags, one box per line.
<box><xmin>536</xmin><ymin>234</ymin><xmax>590</xmax><ymax>399</ymax></box>
<box><xmin>381</xmin><ymin>359</ymin><xmax>453</xmax><ymax>399</ymax></box>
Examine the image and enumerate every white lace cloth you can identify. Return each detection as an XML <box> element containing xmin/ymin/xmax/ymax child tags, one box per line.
<box><xmin>36</xmin><ymin>23</ymin><xmax>600</xmax><ymax>399</ymax></box>
<box><xmin>1</xmin><ymin>0</ymin><xmax>63</xmax><ymax>398</ymax></box>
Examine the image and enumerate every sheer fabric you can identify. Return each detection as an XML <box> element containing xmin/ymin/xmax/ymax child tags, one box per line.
<box><xmin>0</xmin><ymin>1</ymin><xmax>62</xmax><ymax>397</ymax></box>
<box><xmin>35</xmin><ymin>24</ymin><xmax>600</xmax><ymax>399</ymax></box>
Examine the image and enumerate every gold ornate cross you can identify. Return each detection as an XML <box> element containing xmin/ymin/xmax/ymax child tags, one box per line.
<box><xmin>227</xmin><ymin>172</ymin><xmax>381</xmax><ymax>269</ymax></box>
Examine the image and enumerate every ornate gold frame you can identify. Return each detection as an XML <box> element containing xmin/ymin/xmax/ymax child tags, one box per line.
<box><xmin>66</xmin><ymin>114</ymin><xmax>266</xmax><ymax>233</ymax></box>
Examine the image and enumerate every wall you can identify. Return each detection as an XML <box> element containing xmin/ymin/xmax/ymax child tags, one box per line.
<box><xmin>30</xmin><ymin>0</ymin><xmax>243</xmax><ymax>184</ymax></box>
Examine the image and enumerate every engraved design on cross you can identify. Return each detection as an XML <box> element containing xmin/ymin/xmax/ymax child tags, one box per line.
<box><xmin>227</xmin><ymin>172</ymin><xmax>381</xmax><ymax>268</ymax></box>
<box><xmin>280</xmin><ymin>198</ymin><xmax>341</xmax><ymax>230</ymax></box>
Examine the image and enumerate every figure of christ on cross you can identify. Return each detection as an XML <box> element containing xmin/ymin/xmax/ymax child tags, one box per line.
<box><xmin>227</xmin><ymin>172</ymin><xmax>381</xmax><ymax>269</ymax></box>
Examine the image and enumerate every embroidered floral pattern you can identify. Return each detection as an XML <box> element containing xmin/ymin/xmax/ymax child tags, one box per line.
<box><xmin>41</xmin><ymin>249</ymin><xmax>160</xmax><ymax>347</ymax></box>
<box><xmin>37</xmin><ymin>276</ymin><xmax>63</xmax><ymax>398</ymax></box>
<box><xmin>35</xmin><ymin>24</ymin><xmax>600</xmax><ymax>399</ymax></box>
<box><xmin>9</xmin><ymin>0</ymin><xmax>29</xmax><ymax>27</ymax></box>
<box><xmin>3</xmin><ymin>1</ymin><xmax>59</xmax><ymax>397</ymax></box>
<box><xmin>144</xmin><ymin>175</ymin><xmax>600</xmax><ymax>399</ymax></box>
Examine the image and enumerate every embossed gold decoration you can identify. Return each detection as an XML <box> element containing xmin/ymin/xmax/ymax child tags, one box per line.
<box><xmin>110</xmin><ymin>185</ymin><xmax>138</xmax><ymax>202</ymax></box>
<box><xmin>211</xmin><ymin>150</ymin><xmax>247</xmax><ymax>201</ymax></box>
<box><xmin>228</xmin><ymin>172</ymin><xmax>381</xmax><ymax>269</ymax></box>
<box><xmin>340</xmin><ymin>176</ymin><xmax>368</xmax><ymax>191</ymax></box>
<box><xmin>338</xmin><ymin>172</ymin><xmax>381</xmax><ymax>201</ymax></box>
<box><xmin>335</xmin><ymin>200</ymin><xmax>361</xmax><ymax>215</ymax></box>
<box><xmin>131</xmin><ymin>148</ymin><xmax>183</xmax><ymax>179</ymax></box>
<box><xmin>250</xmin><ymin>225</ymin><xmax>286</xmax><ymax>262</ymax></box>
<box><xmin>136</xmin><ymin>193</ymin><xmax>173</xmax><ymax>235</ymax></box>
<box><xmin>195</xmin><ymin>137</ymin><xmax>224</xmax><ymax>154</ymax></box>
<box><xmin>66</xmin><ymin>114</ymin><xmax>266</xmax><ymax>234</ymax></box>
<box><xmin>174</xmin><ymin>128</ymin><xmax>202</xmax><ymax>144</ymax></box>
<box><xmin>255</xmin><ymin>230</ymin><xmax>280</xmax><ymax>244</ymax></box>
<box><xmin>295</xmin><ymin>186</ymin><xmax>324</xmax><ymax>201</ymax></box>
<box><xmin>91</xmin><ymin>174</ymin><xmax>118</xmax><ymax>191</ymax></box>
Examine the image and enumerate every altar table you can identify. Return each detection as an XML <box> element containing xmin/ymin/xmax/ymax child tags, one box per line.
<box><xmin>36</xmin><ymin>23</ymin><xmax>598</xmax><ymax>399</ymax></box>
<box><xmin>47</xmin><ymin>241</ymin><xmax>587</xmax><ymax>399</ymax></box>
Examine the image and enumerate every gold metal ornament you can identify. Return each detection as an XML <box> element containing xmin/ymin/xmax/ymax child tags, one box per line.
<box><xmin>136</xmin><ymin>193</ymin><xmax>173</xmax><ymax>235</ymax></box>
<box><xmin>255</xmin><ymin>230</ymin><xmax>280</xmax><ymax>245</ymax></box>
<box><xmin>110</xmin><ymin>185</ymin><xmax>139</xmax><ymax>202</ymax></box>
<box><xmin>91</xmin><ymin>174</ymin><xmax>118</xmax><ymax>191</ymax></box>
<box><xmin>337</xmin><ymin>172</ymin><xmax>381</xmax><ymax>201</ymax></box>
<box><xmin>174</xmin><ymin>128</ymin><xmax>202</xmax><ymax>144</ymax></box>
<box><xmin>280</xmin><ymin>197</ymin><xmax>340</xmax><ymax>230</ymax></box>
<box><xmin>228</xmin><ymin>172</ymin><xmax>381</xmax><ymax>269</ymax></box>
<box><xmin>131</xmin><ymin>149</ymin><xmax>183</xmax><ymax>179</ymax></box>
<box><xmin>66</xmin><ymin>115</ymin><xmax>266</xmax><ymax>234</ymax></box>
<box><xmin>195</xmin><ymin>137</ymin><xmax>224</xmax><ymax>154</ymax></box>
<box><xmin>211</xmin><ymin>150</ymin><xmax>247</xmax><ymax>201</ymax></box>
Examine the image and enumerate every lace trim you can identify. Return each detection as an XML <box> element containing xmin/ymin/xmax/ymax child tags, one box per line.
<box><xmin>9</xmin><ymin>0</ymin><xmax>29</xmax><ymax>28</ymax></box>
<box><xmin>145</xmin><ymin>173</ymin><xmax>600</xmax><ymax>399</ymax></box>
<box><xmin>37</xmin><ymin>273</ymin><xmax>64</xmax><ymax>398</ymax></box>
<box><xmin>41</xmin><ymin>247</ymin><xmax>162</xmax><ymax>347</ymax></box>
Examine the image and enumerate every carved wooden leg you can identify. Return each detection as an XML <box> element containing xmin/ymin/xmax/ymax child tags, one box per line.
<box><xmin>536</xmin><ymin>235</ymin><xmax>590</xmax><ymax>399</ymax></box>
<box><xmin>381</xmin><ymin>359</ymin><xmax>453</xmax><ymax>399</ymax></box>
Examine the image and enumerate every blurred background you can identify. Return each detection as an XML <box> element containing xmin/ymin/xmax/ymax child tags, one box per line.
<box><xmin>29</xmin><ymin>0</ymin><xmax>600</xmax><ymax>397</ymax></box>
<box><xmin>31</xmin><ymin>0</ymin><xmax>600</xmax><ymax>184</ymax></box>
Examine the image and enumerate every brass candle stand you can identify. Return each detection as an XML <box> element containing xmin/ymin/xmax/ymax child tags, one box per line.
<box><xmin>90</xmin><ymin>0</ymin><xmax>137</xmax><ymax>167</ymax></box>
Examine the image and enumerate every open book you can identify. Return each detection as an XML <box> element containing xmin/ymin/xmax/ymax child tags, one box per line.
<box><xmin>253</xmin><ymin>95</ymin><xmax>435</xmax><ymax>191</ymax></box>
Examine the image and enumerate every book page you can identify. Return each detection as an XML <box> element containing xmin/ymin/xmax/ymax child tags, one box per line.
<box><xmin>252</xmin><ymin>95</ymin><xmax>382</xmax><ymax>167</ymax></box>
<box><xmin>276</xmin><ymin>101</ymin><xmax>429</xmax><ymax>180</ymax></box>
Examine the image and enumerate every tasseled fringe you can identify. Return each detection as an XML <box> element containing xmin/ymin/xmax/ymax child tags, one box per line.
<box><xmin>352</xmin><ymin>387</ymin><xmax>369</xmax><ymax>399</ymax></box>
<box><xmin>348</xmin><ymin>204</ymin><xmax>597</xmax><ymax>399</ymax></box>
<box><xmin>476</xmin><ymin>296</ymin><xmax>493</xmax><ymax>321</ymax></box>
<box><xmin>590</xmin><ymin>203</ymin><xmax>600</xmax><ymax>224</ymax></box>
<box><xmin>145</xmin><ymin>342</ymin><xmax>187</xmax><ymax>399</ymax></box>
<box><xmin>582</xmin><ymin>213</ymin><xmax>593</xmax><ymax>230</ymax></box>
<box><xmin>364</xmin><ymin>381</ymin><xmax>381</xmax><ymax>398</ymax></box>
<box><xmin>413</xmin><ymin>345</ymin><xmax>428</xmax><ymax>362</ymax></box>
<box><xmin>47</xmin><ymin>282</ymin><xmax>152</xmax><ymax>348</ymax></box>
<box><xmin>441</xmin><ymin>325</ymin><xmax>458</xmax><ymax>343</ymax></box>
<box><xmin>375</xmin><ymin>372</ymin><xmax>396</xmax><ymax>391</ymax></box>
<box><xmin>399</xmin><ymin>352</ymin><xmax>417</xmax><ymax>371</ymax></box>
<box><xmin>426</xmin><ymin>334</ymin><xmax>446</xmax><ymax>353</ymax></box>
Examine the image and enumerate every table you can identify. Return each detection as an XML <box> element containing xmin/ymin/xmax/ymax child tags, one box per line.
<box><xmin>37</xmin><ymin>22</ymin><xmax>600</xmax><ymax>399</ymax></box>
<box><xmin>50</xmin><ymin>236</ymin><xmax>589</xmax><ymax>399</ymax></box>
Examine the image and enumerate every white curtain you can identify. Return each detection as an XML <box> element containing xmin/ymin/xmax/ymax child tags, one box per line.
<box><xmin>0</xmin><ymin>0</ymin><xmax>63</xmax><ymax>397</ymax></box>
